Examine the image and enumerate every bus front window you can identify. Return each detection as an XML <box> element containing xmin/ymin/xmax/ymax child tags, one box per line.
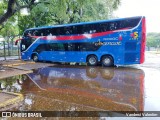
<box><xmin>21</xmin><ymin>37</ymin><xmax>35</xmax><ymax>52</ymax></box>
<box><xmin>22</xmin><ymin>44</ymin><xmax>26</xmax><ymax>51</ymax></box>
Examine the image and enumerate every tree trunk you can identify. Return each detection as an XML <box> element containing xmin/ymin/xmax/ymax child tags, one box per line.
<box><xmin>3</xmin><ymin>41</ymin><xmax>6</xmax><ymax>60</ymax></box>
<box><xmin>0</xmin><ymin>0</ymin><xmax>16</xmax><ymax>24</ymax></box>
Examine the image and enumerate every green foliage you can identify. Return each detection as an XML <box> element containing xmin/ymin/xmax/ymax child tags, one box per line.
<box><xmin>0</xmin><ymin>0</ymin><xmax>121</xmax><ymax>36</ymax></box>
<box><xmin>0</xmin><ymin>1</ymin><xmax>7</xmax><ymax>15</ymax></box>
<box><xmin>0</xmin><ymin>1</ymin><xmax>19</xmax><ymax>37</ymax></box>
<box><xmin>147</xmin><ymin>33</ymin><xmax>160</xmax><ymax>48</ymax></box>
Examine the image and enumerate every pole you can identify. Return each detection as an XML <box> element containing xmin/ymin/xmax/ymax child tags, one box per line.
<box><xmin>3</xmin><ymin>41</ymin><xmax>6</xmax><ymax>60</ymax></box>
<box><xmin>18</xmin><ymin>42</ymin><xmax>20</xmax><ymax>59</ymax></box>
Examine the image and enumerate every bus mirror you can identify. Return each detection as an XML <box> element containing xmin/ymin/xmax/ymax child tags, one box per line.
<box><xmin>15</xmin><ymin>38</ymin><xmax>22</xmax><ymax>45</ymax></box>
<box><xmin>15</xmin><ymin>41</ymin><xmax>18</xmax><ymax>45</ymax></box>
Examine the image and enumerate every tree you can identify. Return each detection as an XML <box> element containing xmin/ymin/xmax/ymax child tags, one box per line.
<box><xmin>0</xmin><ymin>0</ymin><xmax>41</xmax><ymax>25</ymax></box>
<box><xmin>0</xmin><ymin>0</ymin><xmax>121</xmax><ymax>26</ymax></box>
<box><xmin>1</xmin><ymin>0</ymin><xmax>121</xmax><ymax>35</ymax></box>
<box><xmin>147</xmin><ymin>33</ymin><xmax>160</xmax><ymax>51</ymax></box>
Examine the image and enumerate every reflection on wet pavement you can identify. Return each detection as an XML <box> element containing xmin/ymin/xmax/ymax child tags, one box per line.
<box><xmin>0</xmin><ymin>65</ymin><xmax>145</xmax><ymax>116</ymax></box>
<box><xmin>143</xmin><ymin>67</ymin><xmax>160</xmax><ymax>111</ymax></box>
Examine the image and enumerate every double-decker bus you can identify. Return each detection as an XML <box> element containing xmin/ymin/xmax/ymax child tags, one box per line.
<box><xmin>16</xmin><ymin>16</ymin><xmax>146</xmax><ymax>66</ymax></box>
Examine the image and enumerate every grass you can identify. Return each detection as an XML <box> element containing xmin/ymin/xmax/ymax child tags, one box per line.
<box><xmin>146</xmin><ymin>51</ymin><xmax>160</xmax><ymax>54</ymax></box>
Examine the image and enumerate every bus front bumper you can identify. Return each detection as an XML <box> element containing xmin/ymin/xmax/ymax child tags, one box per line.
<box><xmin>21</xmin><ymin>52</ymin><xmax>31</xmax><ymax>60</ymax></box>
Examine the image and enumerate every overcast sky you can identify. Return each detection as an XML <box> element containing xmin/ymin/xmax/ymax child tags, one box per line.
<box><xmin>114</xmin><ymin>0</ymin><xmax>160</xmax><ymax>33</ymax></box>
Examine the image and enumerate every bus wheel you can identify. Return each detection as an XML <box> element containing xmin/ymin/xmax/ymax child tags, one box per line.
<box><xmin>87</xmin><ymin>55</ymin><xmax>98</xmax><ymax>66</ymax></box>
<box><xmin>32</xmin><ymin>54</ymin><xmax>38</xmax><ymax>62</ymax></box>
<box><xmin>101</xmin><ymin>56</ymin><xmax>114</xmax><ymax>67</ymax></box>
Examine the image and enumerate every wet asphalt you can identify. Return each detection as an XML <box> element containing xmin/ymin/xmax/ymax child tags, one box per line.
<box><xmin>0</xmin><ymin>52</ymin><xmax>160</xmax><ymax>118</ymax></box>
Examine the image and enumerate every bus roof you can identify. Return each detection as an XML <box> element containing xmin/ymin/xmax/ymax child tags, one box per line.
<box><xmin>26</xmin><ymin>16</ymin><xmax>144</xmax><ymax>31</ymax></box>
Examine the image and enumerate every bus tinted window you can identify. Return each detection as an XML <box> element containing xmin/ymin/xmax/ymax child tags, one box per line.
<box><xmin>72</xmin><ymin>26</ymin><xmax>78</xmax><ymax>34</ymax></box>
<box><xmin>68</xmin><ymin>43</ymin><xmax>76</xmax><ymax>51</ymax></box>
<box><xmin>24</xmin><ymin>17</ymin><xmax>141</xmax><ymax>37</ymax></box>
<box><xmin>24</xmin><ymin>30</ymin><xmax>33</xmax><ymax>36</ymax></box>
<box><xmin>34</xmin><ymin>44</ymin><xmax>46</xmax><ymax>53</ymax></box>
<box><xmin>81</xmin><ymin>24</ymin><xmax>96</xmax><ymax>34</ymax></box>
<box><xmin>119</xmin><ymin>17</ymin><xmax>141</xmax><ymax>29</ymax></box>
<box><xmin>79</xmin><ymin>42</ymin><xmax>99</xmax><ymax>51</ymax></box>
<box><xmin>64</xmin><ymin>27</ymin><xmax>72</xmax><ymax>35</ymax></box>
<box><xmin>57</xmin><ymin>43</ymin><xmax>65</xmax><ymax>51</ymax></box>
<box><xmin>34</xmin><ymin>42</ymin><xmax>101</xmax><ymax>53</ymax></box>
<box><xmin>97</xmin><ymin>23</ymin><xmax>109</xmax><ymax>32</ymax></box>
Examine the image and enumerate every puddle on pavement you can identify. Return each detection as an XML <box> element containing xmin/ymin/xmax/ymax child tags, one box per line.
<box><xmin>0</xmin><ymin>65</ymin><xmax>147</xmax><ymax>116</ymax></box>
<box><xmin>142</xmin><ymin>67</ymin><xmax>160</xmax><ymax>111</ymax></box>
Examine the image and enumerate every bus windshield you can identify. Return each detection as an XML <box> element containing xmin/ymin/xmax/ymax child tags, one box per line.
<box><xmin>21</xmin><ymin>37</ymin><xmax>36</xmax><ymax>51</ymax></box>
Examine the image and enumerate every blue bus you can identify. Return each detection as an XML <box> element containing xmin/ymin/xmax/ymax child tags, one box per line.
<box><xmin>16</xmin><ymin>16</ymin><xmax>146</xmax><ymax>66</ymax></box>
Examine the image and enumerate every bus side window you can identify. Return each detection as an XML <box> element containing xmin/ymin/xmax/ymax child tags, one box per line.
<box><xmin>89</xmin><ymin>24</ymin><xmax>96</xmax><ymax>34</ymax></box>
<box><xmin>96</xmin><ymin>23</ymin><xmax>101</xmax><ymax>32</ymax></box>
<box><xmin>76</xmin><ymin>25</ymin><xmax>83</xmax><ymax>34</ymax></box>
<box><xmin>109</xmin><ymin>22</ymin><xmax>117</xmax><ymax>30</ymax></box>
<box><xmin>97</xmin><ymin>23</ymin><xmax>109</xmax><ymax>32</ymax></box>
<box><xmin>59</xmin><ymin>27</ymin><xmax>65</xmax><ymax>35</ymax></box>
<box><xmin>57</xmin><ymin>43</ymin><xmax>65</xmax><ymax>51</ymax></box>
<box><xmin>27</xmin><ymin>30</ymin><xmax>32</xmax><ymax>36</ymax></box>
<box><xmin>56</xmin><ymin>28</ymin><xmax>61</xmax><ymax>36</ymax></box>
<box><xmin>68</xmin><ymin>43</ymin><xmax>76</xmax><ymax>51</ymax></box>
<box><xmin>79</xmin><ymin>42</ymin><xmax>100</xmax><ymax>51</ymax></box>
<box><xmin>32</xmin><ymin>29</ymin><xmax>41</xmax><ymax>36</ymax></box>
<box><xmin>33</xmin><ymin>30</ymin><xmax>39</xmax><ymax>36</ymax></box>
<box><xmin>64</xmin><ymin>27</ymin><xmax>72</xmax><ymax>35</ymax></box>
<box><xmin>50</xmin><ymin>28</ymin><xmax>57</xmax><ymax>36</ymax></box>
<box><xmin>46</xmin><ymin>28</ymin><xmax>52</xmax><ymax>36</ymax></box>
<box><xmin>114</xmin><ymin>21</ymin><xmax>120</xmax><ymax>30</ymax></box>
<box><xmin>83</xmin><ymin>24</ymin><xmax>95</xmax><ymax>34</ymax></box>
<box><xmin>72</xmin><ymin>26</ymin><xmax>77</xmax><ymax>34</ymax></box>
<box><xmin>45</xmin><ymin>44</ymin><xmax>51</xmax><ymax>51</ymax></box>
<box><xmin>23</xmin><ymin>31</ymin><xmax>28</xmax><ymax>37</ymax></box>
<box><xmin>79</xmin><ymin>43</ymin><xmax>86</xmax><ymax>51</ymax></box>
<box><xmin>119</xmin><ymin>18</ymin><xmax>141</xmax><ymax>29</ymax></box>
<box><xmin>35</xmin><ymin>44</ymin><xmax>46</xmax><ymax>53</ymax></box>
<box><xmin>49</xmin><ymin>43</ymin><xmax>57</xmax><ymax>51</ymax></box>
<box><xmin>64</xmin><ymin>43</ymin><xmax>68</xmax><ymax>51</ymax></box>
<box><xmin>41</xmin><ymin>29</ymin><xmax>46</xmax><ymax>36</ymax></box>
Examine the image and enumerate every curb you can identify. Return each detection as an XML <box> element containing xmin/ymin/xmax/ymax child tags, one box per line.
<box><xmin>0</xmin><ymin>91</ymin><xmax>24</xmax><ymax>108</ymax></box>
<box><xmin>2</xmin><ymin>62</ymin><xmax>35</xmax><ymax>67</ymax></box>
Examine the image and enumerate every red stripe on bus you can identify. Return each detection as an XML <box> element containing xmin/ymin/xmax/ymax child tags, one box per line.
<box><xmin>29</xmin><ymin>27</ymin><xmax>130</xmax><ymax>41</ymax></box>
<box><xmin>41</xmin><ymin>31</ymin><xmax>114</xmax><ymax>41</ymax></box>
<box><xmin>140</xmin><ymin>18</ymin><xmax>146</xmax><ymax>64</ymax></box>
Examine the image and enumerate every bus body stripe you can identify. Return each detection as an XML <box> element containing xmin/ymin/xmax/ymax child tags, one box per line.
<box><xmin>29</xmin><ymin>28</ymin><xmax>130</xmax><ymax>41</ymax></box>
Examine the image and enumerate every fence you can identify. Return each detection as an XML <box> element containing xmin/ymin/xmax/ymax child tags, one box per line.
<box><xmin>0</xmin><ymin>36</ymin><xmax>20</xmax><ymax>60</ymax></box>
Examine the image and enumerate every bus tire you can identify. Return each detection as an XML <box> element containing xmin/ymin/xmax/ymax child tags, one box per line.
<box><xmin>101</xmin><ymin>55</ymin><xmax>114</xmax><ymax>67</ymax></box>
<box><xmin>32</xmin><ymin>54</ymin><xmax>38</xmax><ymax>62</ymax></box>
<box><xmin>87</xmin><ymin>55</ymin><xmax>98</xmax><ymax>66</ymax></box>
